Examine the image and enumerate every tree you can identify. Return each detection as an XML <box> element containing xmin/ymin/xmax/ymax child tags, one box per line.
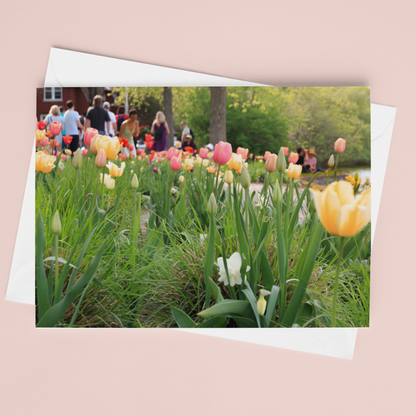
<box><xmin>209</xmin><ymin>87</ymin><xmax>227</xmax><ymax>144</ymax></box>
<box><xmin>163</xmin><ymin>87</ymin><xmax>174</xmax><ymax>148</ymax></box>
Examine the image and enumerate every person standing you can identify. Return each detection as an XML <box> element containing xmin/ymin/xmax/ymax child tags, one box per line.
<box><xmin>103</xmin><ymin>101</ymin><xmax>117</xmax><ymax>137</ymax></box>
<box><xmin>116</xmin><ymin>105</ymin><xmax>129</xmax><ymax>133</ymax></box>
<box><xmin>151</xmin><ymin>111</ymin><xmax>169</xmax><ymax>152</ymax></box>
<box><xmin>180</xmin><ymin>121</ymin><xmax>190</xmax><ymax>143</ymax></box>
<box><xmin>44</xmin><ymin>105</ymin><xmax>65</xmax><ymax>152</ymax></box>
<box><xmin>84</xmin><ymin>95</ymin><xmax>110</xmax><ymax>135</ymax></box>
<box><xmin>119</xmin><ymin>109</ymin><xmax>140</xmax><ymax>158</ymax></box>
<box><xmin>64</xmin><ymin>100</ymin><xmax>85</xmax><ymax>152</ymax></box>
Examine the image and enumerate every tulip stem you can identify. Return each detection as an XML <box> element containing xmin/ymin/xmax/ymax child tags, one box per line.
<box><xmin>332</xmin><ymin>237</ymin><xmax>345</xmax><ymax>327</ymax></box>
<box><xmin>333</xmin><ymin>154</ymin><xmax>340</xmax><ymax>183</ymax></box>
<box><xmin>101</xmin><ymin>167</ymin><xmax>105</xmax><ymax>210</ymax></box>
<box><xmin>53</xmin><ymin>233</ymin><xmax>59</xmax><ymax>304</ymax></box>
<box><xmin>214</xmin><ymin>164</ymin><xmax>220</xmax><ymax>196</ymax></box>
<box><xmin>84</xmin><ymin>150</ymin><xmax>89</xmax><ymax>191</ymax></box>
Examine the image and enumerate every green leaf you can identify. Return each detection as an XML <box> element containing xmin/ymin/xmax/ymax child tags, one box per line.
<box><xmin>242</xmin><ymin>283</ymin><xmax>261</xmax><ymax>328</ymax></box>
<box><xmin>171</xmin><ymin>306</ymin><xmax>197</xmax><ymax>328</ymax></box>
<box><xmin>207</xmin><ymin>277</ymin><xmax>224</xmax><ymax>303</ymax></box>
<box><xmin>296</xmin><ymin>301</ymin><xmax>314</xmax><ymax>327</ymax></box>
<box><xmin>197</xmin><ymin>316</ymin><xmax>228</xmax><ymax>328</ymax></box>
<box><xmin>265</xmin><ymin>286</ymin><xmax>280</xmax><ymax>326</ymax></box>
<box><xmin>36</xmin><ymin>210</ymin><xmax>50</xmax><ymax>321</ymax></box>
<box><xmin>198</xmin><ymin>300</ymin><xmax>251</xmax><ymax>319</ymax></box>
<box><xmin>203</xmin><ymin>209</ymin><xmax>216</xmax><ymax>306</ymax></box>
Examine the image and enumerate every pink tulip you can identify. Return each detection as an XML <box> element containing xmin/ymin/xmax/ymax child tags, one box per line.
<box><xmin>281</xmin><ymin>147</ymin><xmax>289</xmax><ymax>157</ymax></box>
<box><xmin>83</xmin><ymin>128</ymin><xmax>99</xmax><ymax>147</ymax></box>
<box><xmin>265</xmin><ymin>153</ymin><xmax>278</xmax><ymax>172</ymax></box>
<box><xmin>137</xmin><ymin>149</ymin><xmax>141</xmax><ymax>155</ymax></box>
<box><xmin>212</xmin><ymin>141</ymin><xmax>232</xmax><ymax>165</ymax></box>
<box><xmin>170</xmin><ymin>156</ymin><xmax>182</xmax><ymax>171</ymax></box>
<box><xmin>288</xmin><ymin>152</ymin><xmax>299</xmax><ymax>164</ymax></box>
<box><xmin>82</xmin><ymin>148</ymin><xmax>88</xmax><ymax>156</ymax></box>
<box><xmin>147</xmin><ymin>161</ymin><xmax>150</xmax><ymax>165</ymax></box>
<box><xmin>95</xmin><ymin>149</ymin><xmax>107</xmax><ymax>168</ymax></box>
<box><xmin>158</xmin><ymin>157</ymin><xmax>162</xmax><ymax>163</ymax></box>
<box><xmin>119</xmin><ymin>153</ymin><xmax>126</xmax><ymax>161</ymax></box>
<box><xmin>334</xmin><ymin>138</ymin><xmax>346</xmax><ymax>153</ymax></box>
<box><xmin>167</xmin><ymin>147</ymin><xmax>180</xmax><ymax>160</ymax></box>
<box><xmin>61</xmin><ymin>154</ymin><xmax>66</xmax><ymax>161</ymax></box>
<box><xmin>236</xmin><ymin>147</ymin><xmax>249</xmax><ymax>161</ymax></box>
<box><xmin>39</xmin><ymin>138</ymin><xmax>48</xmax><ymax>147</ymax></box>
<box><xmin>264</xmin><ymin>151</ymin><xmax>271</xmax><ymax>161</ymax></box>
<box><xmin>153</xmin><ymin>167</ymin><xmax>158</xmax><ymax>173</ymax></box>
<box><xmin>199</xmin><ymin>148</ymin><xmax>209</xmax><ymax>159</ymax></box>
<box><xmin>50</xmin><ymin>122</ymin><xmax>62</xmax><ymax>136</ymax></box>
<box><xmin>128</xmin><ymin>144</ymin><xmax>134</xmax><ymax>151</ymax></box>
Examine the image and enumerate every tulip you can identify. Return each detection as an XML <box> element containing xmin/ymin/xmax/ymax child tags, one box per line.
<box><xmin>49</xmin><ymin>139</ymin><xmax>57</xmax><ymax>148</ymax></box>
<box><xmin>65</xmin><ymin>149</ymin><xmax>72</xmax><ymax>156</ymax></box>
<box><xmin>36</xmin><ymin>130</ymin><xmax>46</xmax><ymax>141</ymax></box>
<box><xmin>281</xmin><ymin>146</ymin><xmax>289</xmax><ymax>157</ymax></box>
<box><xmin>215</xmin><ymin>252</ymin><xmax>250</xmax><ymax>287</ymax></box>
<box><xmin>84</xmin><ymin>128</ymin><xmax>99</xmax><ymax>147</ymax></box>
<box><xmin>63</xmin><ymin>135</ymin><xmax>73</xmax><ymax>145</ymax></box>
<box><xmin>39</xmin><ymin>137</ymin><xmax>48</xmax><ymax>147</ymax></box>
<box><xmin>50</xmin><ymin>121</ymin><xmax>62</xmax><ymax>136</ymax></box>
<box><xmin>228</xmin><ymin>153</ymin><xmax>243</xmax><ymax>174</ymax></box>
<box><xmin>46</xmin><ymin>130</ymin><xmax>53</xmax><ymax>138</ymax></box>
<box><xmin>95</xmin><ymin>135</ymin><xmax>122</xmax><ymax>160</ymax></box>
<box><xmin>107</xmin><ymin>161</ymin><xmax>126</xmax><ymax>177</ymax></box>
<box><xmin>264</xmin><ymin>151</ymin><xmax>271</xmax><ymax>161</ymax></box>
<box><xmin>194</xmin><ymin>156</ymin><xmax>203</xmax><ymax>166</ymax></box>
<box><xmin>128</xmin><ymin>144</ymin><xmax>134</xmax><ymax>151</ymax></box>
<box><xmin>72</xmin><ymin>148</ymin><xmax>83</xmax><ymax>169</ymax></box>
<box><xmin>207</xmin><ymin>152</ymin><xmax>213</xmax><ymax>158</ymax></box>
<box><xmin>167</xmin><ymin>147</ymin><xmax>180</xmax><ymax>160</ymax></box>
<box><xmin>212</xmin><ymin>141</ymin><xmax>232</xmax><ymax>165</ymax></box>
<box><xmin>199</xmin><ymin>148</ymin><xmax>209</xmax><ymax>159</ymax></box>
<box><xmin>90</xmin><ymin>135</ymin><xmax>99</xmax><ymax>154</ymax></box>
<box><xmin>100</xmin><ymin>173</ymin><xmax>115</xmax><ymax>189</ymax></box>
<box><xmin>249</xmin><ymin>153</ymin><xmax>253</xmax><ymax>159</ymax></box>
<box><xmin>95</xmin><ymin>149</ymin><xmax>107</xmax><ymax>168</ymax></box>
<box><xmin>265</xmin><ymin>153</ymin><xmax>278</xmax><ymax>172</ymax></box>
<box><xmin>328</xmin><ymin>154</ymin><xmax>335</xmax><ymax>168</ymax></box>
<box><xmin>35</xmin><ymin>151</ymin><xmax>55</xmax><ymax>173</ymax></box>
<box><xmin>82</xmin><ymin>148</ymin><xmax>88</xmax><ymax>156</ymax></box>
<box><xmin>202</xmin><ymin>159</ymin><xmax>209</xmax><ymax>167</ymax></box>
<box><xmin>153</xmin><ymin>167</ymin><xmax>158</xmax><ymax>173</ymax></box>
<box><xmin>179</xmin><ymin>175</ymin><xmax>184</xmax><ymax>183</ymax></box>
<box><xmin>61</xmin><ymin>155</ymin><xmax>66</xmax><ymax>161</ymax></box>
<box><xmin>272</xmin><ymin>179</ymin><xmax>282</xmax><ymax>206</ymax></box>
<box><xmin>119</xmin><ymin>153</ymin><xmax>126</xmax><ymax>161</ymax></box>
<box><xmin>51</xmin><ymin>210</ymin><xmax>61</xmax><ymax>235</ymax></box>
<box><xmin>224</xmin><ymin>170</ymin><xmax>233</xmax><ymax>184</ymax></box>
<box><xmin>241</xmin><ymin>164</ymin><xmax>251</xmax><ymax>190</ymax></box>
<box><xmin>207</xmin><ymin>193</ymin><xmax>217</xmax><ymax>216</ymax></box>
<box><xmin>131</xmin><ymin>173</ymin><xmax>139</xmax><ymax>189</ymax></box>
<box><xmin>257</xmin><ymin>292</ymin><xmax>267</xmax><ymax>316</ymax></box>
<box><xmin>37</xmin><ymin>120</ymin><xmax>47</xmax><ymax>130</ymax></box>
<box><xmin>182</xmin><ymin>158</ymin><xmax>194</xmax><ymax>171</ymax></box>
<box><xmin>158</xmin><ymin>157</ymin><xmax>162</xmax><ymax>163</ymax></box>
<box><xmin>207</xmin><ymin>165</ymin><xmax>217</xmax><ymax>174</ymax></box>
<box><xmin>288</xmin><ymin>152</ymin><xmax>299</xmax><ymax>164</ymax></box>
<box><xmin>285</xmin><ymin>163</ymin><xmax>302</xmax><ymax>179</ymax></box>
<box><xmin>170</xmin><ymin>156</ymin><xmax>182</xmax><ymax>171</ymax></box>
<box><xmin>277</xmin><ymin>147</ymin><xmax>287</xmax><ymax>173</ymax></box>
<box><xmin>334</xmin><ymin>138</ymin><xmax>346</xmax><ymax>153</ymax></box>
<box><xmin>236</xmin><ymin>147</ymin><xmax>249</xmax><ymax>161</ymax></box>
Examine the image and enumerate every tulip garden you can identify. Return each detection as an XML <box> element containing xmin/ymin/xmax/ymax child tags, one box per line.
<box><xmin>35</xmin><ymin>126</ymin><xmax>371</xmax><ymax>328</ymax></box>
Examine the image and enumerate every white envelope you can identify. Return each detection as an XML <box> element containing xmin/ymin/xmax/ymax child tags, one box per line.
<box><xmin>5</xmin><ymin>48</ymin><xmax>396</xmax><ymax>360</ymax></box>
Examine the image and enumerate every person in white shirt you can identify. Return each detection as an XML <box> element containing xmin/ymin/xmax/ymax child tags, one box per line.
<box><xmin>64</xmin><ymin>100</ymin><xmax>85</xmax><ymax>152</ymax></box>
<box><xmin>180</xmin><ymin>121</ymin><xmax>190</xmax><ymax>143</ymax></box>
<box><xmin>104</xmin><ymin>102</ymin><xmax>117</xmax><ymax>137</ymax></box>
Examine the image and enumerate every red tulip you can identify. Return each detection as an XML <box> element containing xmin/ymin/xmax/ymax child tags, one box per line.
<box><xmin>281</xmin><ymin>147</ymin><xmax>289</xmax><ymax>157</ymax></box>
<box><xmin>265</xmin><ymin>153</ymin><xmax>278</xmax><ymax>172</ymax></box>
<box><xmin>46</xmin><ymin>130</ymin><xmax>53</xmax><ymax>138</ymax></box>
<box><xmin>128</xmin><ymin>144</ymin><xmax>134</xmax><ymax>151</ymax></box>
<box><xmin>50</xmin><ymin>122</ymin><xmax>62</xmax><ymax>136</ymax></box>
<box><xmin>212</xmin><ymin>141</ymin><xmax>232</xmax><ymax>165</ymax></box>
<box><xmin>83</xmin><ymin>128</ymin><xmax>99</xmax><ymax>147</ymax></box>
<box><xmin>149</xmin><ymin>154</ymin><xmax>154</xmax><ymax>161</ymax></box>
<box><xmin>136</xmin><ymin>149</ymin><xmax>141</xmax><ymax>155</ymax></box>
<box><xmin>288</xmin><ymin>152</ymin><xmax>299</xmax><ymax>164</ymax></box>
<box><xmin>236</xmin><ymin>147</ymin><xmax>249</xmax><ymax>161</ymax></box>
<box><xmin>37</xmin><ymin>120</ymin><xmax>47</xmax><ymax>130</ymax></box>
<box><xmin>170</xmin><ymin>156</ymin><xmax>182</xmax><ymax>171</ymax></box>
<box><xmin>119</xmin><ymin>153</ymin><xmax>126</xmax><ymax>161</ymax></box>
<box><xmin>49</xmin><ymin>139</ymin><xmax>57</xmax><ymax>147</ymax></box>
<box><xmin>39</xmin><ymin>138</ymin><xmax>48</xmax><ymax>147</ymax></box>
<box><xmin>334</xmin><ymin>138</ymin><xmax>346</xmax><ymax>153</ymax></box>
<box><xmin>145</xmin><ymin>141</ymin><xmax>154</xmax><ymax>149</ymax></box>
<box><xmin>82</xmin><ymin>148</ymin><xmax>88</xmax><ymax>156</ymax></box>
<box><xmin>145</xmin><ymin>134</ymin><xmax>154</xmax><ymax>142</ymax></box>
<box><xmin>63</xmin><ymin>135</ymin><xmax>73</xmax><ymax>145</ymax></box>
<box><xmin>167</xmin><ymin>147</ymin><xmax>180</xmax><ymax>160</ymax></box>
<box><xmin>199</xmin><ymin>148</ymin><xmax>209</xmax><ymax>159</ymax></box>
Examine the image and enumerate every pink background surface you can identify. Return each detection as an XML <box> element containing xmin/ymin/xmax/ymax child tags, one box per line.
<box><xmin>1</xmin><ymin>1</ymin><xmax>415</xmax><ymax>414</ymax></box>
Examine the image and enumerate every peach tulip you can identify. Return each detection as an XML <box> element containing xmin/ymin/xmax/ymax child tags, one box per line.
<box><xmin>170</xmin><ymin>156</ymin><xmax>182</xmax><ymax>171</ymax></box>
<box><xmin>199</xmin><ymin>148</ymin><xmax>209</xmax><ymax>159</ymax></box>
<box><xmin>282</xmin><ymin>147</ymin><xmax>289</xmax><ymax>157</ymax></box>
<box><xmin>265</xmin><ymin>153</ymin><xmax>278</xmax><ymax>172</ymax></box>
<box><xmin>264</xmin><ymin>151</ymin><xmax>271</xmax><ymax>161</ymax></box>
<box><xmin>288</xmin><ymin>152</ymin><xmax>299</xmax><ymax>164</ymax></box>
<box><xmin>236</xmin><ymin>147</ymin><xmax>249</xmax><ymax>161</ymax></box>
<box><xmin>39</xmin><ymin>137</ymin><xmax>48</xmax><ymax>147</ymax></box>
<box><xmin>35</xmin><ymin>151</ymin><xmax>55</xmax><ymax>173</ymax></box>
<box><xmin>334</xmin><ymin>138</ymin><xmax>346</xmax><ymax>153</ymax></box>
<box><xmin>213</xmin><ymin>141</ymin><xmax>232</xmax><ymax>165</ymax></box>
<box><xmin>167</xmin><ymin>147</ymin><xmax>180</xmax><ymax>160</ymax></box>
<box><xmin>119</xmin><ymin>153</ymin><xmax>126</xmax><ymax>161</ymax></box>
<box><xmin>50</xmin><ymin>122</ymin><xmax>62</xmax><ymax>136</ymax></box>
<box><xmin>84</xmin><ymin>128</ymin><xmax>99</xmax><ymax>147</ymax></box>
<box><xmin>95</xmin><ymin>149</ymin><xmax>107</xmax><ymax>168</ymax></box>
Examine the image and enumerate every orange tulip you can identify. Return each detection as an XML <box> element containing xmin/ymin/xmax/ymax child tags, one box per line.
<box><xmin>236</xmin><ymin>147</ymin><xmax>249</xmax><ymax>161</ymax></box>
<box><xmin>264</xmin><ymin>151</ymin><xmax>271</xmax><ymax>161</ymax></box>
<box><xmin>288</xmin><ymin>152</ymin><xmax>299</xmax><ymax>164</ymax></box>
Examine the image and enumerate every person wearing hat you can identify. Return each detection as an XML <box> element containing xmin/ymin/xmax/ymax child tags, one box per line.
<box><xmin>304</xmin><ymin>149</ymin><xmax>324</xmax><ymax>173</ymax></box>
<box><xmin>181</xmin><ymin>134</ymin><xmax>198</xmax><ymax>155</ymax></box>
<box><xmin>205</xmin><ymin>143</ymin><xmax>214</xmax><ymax>152</ymax></box>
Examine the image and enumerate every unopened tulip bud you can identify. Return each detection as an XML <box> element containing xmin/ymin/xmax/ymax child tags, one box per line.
<box><xmin>179</xmin><ymin>175</ymin><xmax>184</xmax><ymax>183</ymax></box>
<box><xmin>51</xmin><ymin>210</ymin><xmax>61</xmax><ymax>234</ymax></box>
<box><xmin>272</xmin><ymin>179</ymin><xmax>282</xmax><ymax>206</ymax></box>
<box><xmin>202</xmin><ymin>159</ymin><xmax>209</xmax><ymax>167</ymax></box>
<box><xmin>72</xmin><ymin>148</ymin><xmax>83</xmax><ymax>169</ymax></box>
<box><xmin>207</xmin><ymin>193</ymin><xmax>217</xmax><ymax>215</ymax></box>
<box><xmin>224</xmin><ymin>170</ymin><xmax>233</xmax><ymax>184</ymax></box>
<box><xmin>131</xmin><ymin>173</ymin><xmax>139</xmax><ymax>189</ymax></box>
<box><xmin>354</xmin><ymin>171</ymin><xmax>359</xmax><ymax>182</ymax></box>
<box><xmin>265</xmin><ymin>153</ymin><xmax>278</xmax><ymax>172</ymax></box>
<box><xmin>257</xmin><ymin>292</ymin><xmax>267</xmax><ymax>316</ymax></box>
<box><xmin>95</xmin><ymin>149</ymin><xmax>107</xmax><ymax>168</ymax></box>
<box><xmin>328</xmin><ymin>154</ymin><xmax>335</xmax><ymax>168</ymax></box>
<box><xmin>277</xmin><ymin>147</ymin><xmax>287</xmax><ymax>173</ymax></box>
<box><xmin>334</xmin><ymin>138</ymin><xmax>346</xmax><ymax>153</ymax></box>
<box><xmin>241</xmin><ymin>164</ymin><xmax>251</xmax><ymax>190</ymax></box>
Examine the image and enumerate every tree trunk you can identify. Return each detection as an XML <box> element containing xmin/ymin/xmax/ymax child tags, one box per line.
<box><xmin>210</xmin><ymin>87</ymin><xmax>227</xmax><ymax>145</ymax></box>
<box><xmin>163</xmin><ymin>87</ymin><xmax>174</xmax><ymax>148</ymax></box>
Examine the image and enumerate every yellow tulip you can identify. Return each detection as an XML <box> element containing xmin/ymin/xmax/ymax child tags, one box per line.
<box><xmin>106</xmin><ymin>161</ymin><xmax>126</xmax><ymax>177</ymax></box>
<box><xmin>35</xmin><ymin>151</ymin><xmax>55</xmax><ymax>173</ymax></box>
<box><xmin>100</xmin><ymin>173</ymin><xmax>115</xmax><ymax>190</ymax></box>
<box><xmin>35</xmin><ymin>129</ymin><xmax>46</xmax><ymax>141</ymax></box>
<box><xmin>207</xmin><ymin>165</ymin><xmax>217</xmax><ymax>174</ymax></box>
<box><xmin>285</xmin><ymin>163</ymin><xmax>302</xmax><ymax>179</ymax></box>
<box><xmin>257</xmin><ymin>292</ymin><xmax>267</xmax><ymax>316</ymax></box>
<box><xmin>228</xmin><ymin>153</ymin><xmax>243</xmax><ymax>174</ymax></box>
<box><xmin>202</xmin><ymin>159</ymin><xmax>209</xmax><ymax>167</ymax></box>
<box><xmin>224</xmin><ymin>170</ymin><xmax>233</xmax><ymax>184</ymax></box>
<box><xmin>311</xmin><ymin>181</ymin><xmax>371</xmax><ymax>237</ymax></box>
<box><xmin>95</xmin><ymin>135</ymin><xmax>122</xmax><ymax>160</ymax></box>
